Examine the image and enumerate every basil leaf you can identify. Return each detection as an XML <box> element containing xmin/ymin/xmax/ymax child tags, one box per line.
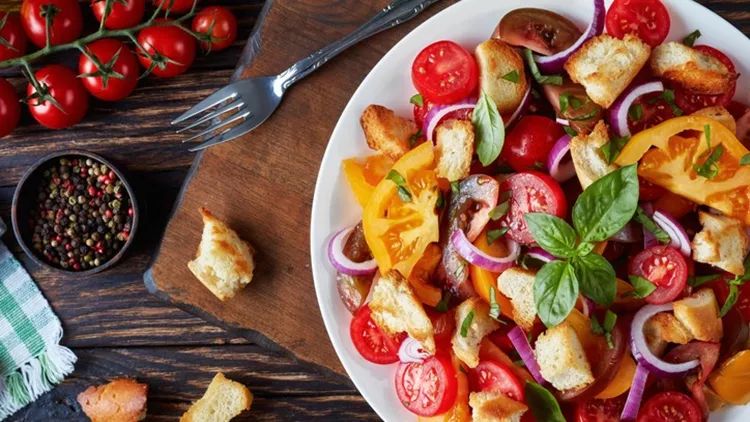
<box><xmin>473</xmin><ymin>90</ymin><xmax>506</xmax><ymax>166</ymax></box>
<box><xmin>575</xmin><ymin>242</ymin><xmax>594</xmax><ymax>256</ymax></box>
<box><xmin>460</xmin><ymin>310</ymin><xmax>476</xmax><ymax>337</ymax></box>
<box><xmin>628</xmin><ymin>104</ymin><xmax>643</xmax><ymax>122</ymax></box>
<box><xmin>693</xmin><ymin>143</ymin><xmax>724</xmax><ymax>179</ymax></box>
<box><xmin>571</xmin><ymin>254</ymin><xmax>616</xmax><ymax>306</ymax></box>
<box><xmin>534</xmin><ymin>260</ymin><xmax>579</xmax><ymax>328</ymax></box>
<box><xmin>721</xmin><ymin>284</ymin><xmax>739</xmax><ymax>317</ymax></box>
<box><xmin>397</xmin><ymin>186</ymin><xmax>413</xmax><ymax>202</ymax></box>
<box><xmin>525</xmin><ymin>382</ymin><xmax>566</xmax><ymax>422</ymax></box>
<box><xmin>386</xmin><ymin>170</ymin><xmax>406</xmax><ymax>186</ymax></box>
<box><xmin>487</xmin><ymin>228</ymin><xmax>509</xmax><ymax>245</ymax></box>
<box><xmin>688</xmin><ymin>274</ymin><xmax>719</xmax><ymax>288</ymax></box>
<box><xmin>649</xmin><ymin>89</ymin><xmax>683</xmax><ymax>116</ymax></box>
<box><xmin>634</xmin><ymin>206</ymin><xmax>671</xmax><ymax>244</ymax></box>
<box><xmin>451</xmin><ymin>180</ymin><xmax>460</xmax><ymax>196</ymax></box>
<box><xmin>683</xmin><ymin>29</ymin><xmax>701</xmax><ymax>47</ymax></box>
<box><xmin>524</xmin><ymin>213</ymin><xmax>578</xmax><ymax>258</ymax></box>
<box><xmin>590</xmin><ymin>316</ymin><xmax>604</xmax><ymax>335</ymax></box>
<box><xmin>524</xmin><ymin>49</ymin><xmax>563</xmax><ymax>85</ymax></box>
<box><xmin>627</xmin><ymin>275</ymin><xmax>657</xmax><ymax>299</ymax></box>
<box><xmin>569</xmin><ymin>107</ymin><xmax>602</xmax><ymax>122</ymax></box>
<box><xmin>600</xmin><ymin>135</ymin><xmax>630</xmax><ymax>165</ymax></box>
<box><xmin>573</xmin><ymin>165</ymin><xmax>639</xmax><ymax>243</ymax></box>
<box><xmin>489</xmin><ymin>201</ymin><xmax>510</xmax><ymax>221</ymax></box>
<box><xmin>409</xmin><ymin>93</ymin><xmax>424</xmax><ymax>107</ymax></box>
<box><xmin>563</xmin><ymin>126</ymin><xmax>579</xmax><ymax>137</ymax></box>
<box><xmin>559</xmin><ymin>93</ymin><xmax>571</xmax><ymax>115</ymax></box>
<box><xmin>741</xmin><ymin>154</ymin><xmax>750</xmax><ymax>166</ymax></box>
<box><xmin>603</xmin><ymin>310</ymin><xmax>617</xmax><ymax>332</ymax></box>
<box><xmin>409</xmin><ymin>129</ymin><xmax>423</xmax><ymax>148</ymax></box>
<box><xmin>435</xmin><ymin>291</ymin><xmax>452</xmax><ymax>313</ymax></box>
<box><xmin>489</xmin><ymin>286</ymin><xmax>501</xmax><ymax>320</ymax></box>
<box><xmin>502</xmin><ymin>70</ymin><xmax>520</xmax><ymax>83</ymax></box>
<box><xmin>436</xmin><ymin>190</ymin><xmax>445</xmax><ymax>210</ymax></box>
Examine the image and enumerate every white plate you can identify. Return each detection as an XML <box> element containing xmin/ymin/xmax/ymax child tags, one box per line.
<box><xmin>310</xmin><ymin>0</ymin><xmax>750</xmax><ymax>420</ymax></box>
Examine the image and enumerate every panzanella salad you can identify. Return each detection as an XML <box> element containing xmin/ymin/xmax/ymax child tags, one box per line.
<box><xmin>328</xmin><ymin>0</ymin><xmax>750</xmax><ymax>420</ymax></box>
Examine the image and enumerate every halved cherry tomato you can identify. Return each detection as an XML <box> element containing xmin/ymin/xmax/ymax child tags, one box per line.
<box><xmin>500</xmin><ymin>115</ymin><xmax>564</xmax><ymax>173</ymax></box>
<box><xmin>350</xmin><ymin>305</ymin><xmax>405</xmax><ymax>364</ymax></box>
<box><xmin>638</xmin><ymin>177</ymin><xmax>666</xmax><ymax>201</ymax></box>
<box><xmin>396</xmin><ymin>354</ymin><xmax>459</xmax><ymax>416</ymax></box>
<box><xmin>0</xmin><ymin>78</ymin><xmax>20</xmax><ymax>138</ymax></box>
<box><xmin>91</xmin><ymin>0</ymin><xmax>145</xmax><ymax>30</ymax></box>
<box><xmin>0</xmin><ymin>12</ymin><xmax>27</xmax><ymax>62</ymax></box>
<box><xmin>674</xmin><ymin>46</ymin><xmax>737</xmax><ymax>114</ymax></box>
<box><xmin>411</xmin><ymin>41</ymin><xmax>478</xmax><ymax>105</ymax></box>
<box><xmin>605</xmin><ymin>0</ymin><xmax>670</xmax><ymax>48</ymax></box>
<box><xmin>637</xmin><ymin>392</ymin><xmax>701</xmax><ymax>422</ymax></box>
<box><xmin>21</xmin><ymin>0</ymin><xmax>83</xmax><ymax>48</ymax></box>
<box><xmin>628</xmin><ymin>246</ymin><xmax>688</xmax><ymax>304</ymax></box>
<box><xmin>574</xmin><ymin>395</ymin><xmax>626</xmax><ymax>422</ymax></box>
<box><xmin>470</xmin><ymin>360</ymin><xmax>524</xmax><ymax>402</ymax></box>
<box><xmin>498</xmin><ymin>171</ymin><xmax>567</xmax><ymax>245</ymax></box>
<box><xmin>478</xmin><ymin>339</ymin><xmax>535</xmax><ymax>384</ymax></box>
<box><xmin>627</xmin><ymin>93</ymin><xmax>676</xmax><ymax>135</ymax></box>
<box><xmin>710</xmin><ymin>274</ymin><xmax>750</xmax><ymax>322</ymax></box>
<box><xmin>79</xmin><ymin>39</ymin><xmax>140</xmax><ymax>101</ymax></box>
<box><xmin>192</xmin><ymin>6</ymin><xmax>237</xmax><ymax>52</ymax></box>
<box><xmin>418</xmin><ymin>353</ymin><xmax>471</xmax><ymax>422</ymax></box>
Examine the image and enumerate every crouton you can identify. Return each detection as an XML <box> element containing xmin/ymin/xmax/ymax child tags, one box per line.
<box><xmin>360</xmin><ymin>105</ymin><xmax>419</xmax><ymax>160</ymax></box>
<box><xmin>496</xmin><ymin>268</ymin><xmax>537</xmax><ymax>331</ymax></box>
<box><xmin>645</xmin><ymin>312</ymin><xmax>694</xmax><ymax>345</ymax></box>
<box><xmin>569</xmin><ymin>120</ymin><xmax>618</xmax><ymax>189</ymax></box>
<box><xmin>642</xmin><ymin>319</ymin><xmax>668</xmax><ymax>357</ymax></box>
<box><xmin>474</xmin><ymin>39</ymin><xmax>529</xmax><ymax>114</ymax></box>
<box><xmin>692</xmin><ymin>106</ymin><xmax>737</xmax><ymax>134</ymax></box>
<box><xmin>370</xmin><ymin>270</ymin><xmax>436</xmax><ymax>354</ymax></box>
<box><xmin>535</xmin><ymin>322</ymin><xmax>594</xmax><ymax>391</ymax></box>
<box><xmin>180</xmin><ymin>373</ymin><xmax>253</xmax><ymax>422</ymax></box>
<box><xmin>673</xmin><ymin>289</ymin><xmax>723</xmax><ymax>342</ymax></box>
<box><xmin>435</xmin><ymin>119</ymin><xmax>474</xmax><ymax>181</ymax></box>
<box><xmin>469</xmin><ymin>391</ymin><xmax>528</xmax><ymax>422</ymax></box>
<box><xmin>564</xmin><ymin>34</ymin><xmax>651</xmax><ymax>108</ymax></box>
<box><xmin>452</xmin><ymin>298</ymin><xmax>501</xmax><ymax>368</ymax></box>
<box><xmin>77</xmin><ymin>378</ymin><xmax>148</xmax><ymax>422</ymax></box>
<box><xmin>692</xmin><ymin>212</ymin><xmax>749</xmax><ymax>275</ymax></box>
<box><xmin>651</xmin><ymin>42</ymin><xmax>737</xmax><ymax>95</ymax></box>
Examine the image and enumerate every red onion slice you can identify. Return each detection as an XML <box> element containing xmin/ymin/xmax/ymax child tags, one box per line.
<box><xmin>582</xmin><ymin>296</ymin><xmax>596</xmax><ymax>317</ymax></box>
<box><xmin>504</xmin><ymin>82</ymin><xmax>532</xmax><ymax>128</ymax></box>
<box><xmin>653</xmin><ymin>210</ymin><xmax>692</xmax><ymax>258</ymax></box>
<box><xmin>327</xmin><ymin>226</ymin><xmax>378</xmax><ymax>276</ymax></box>
<box><xmin>621</xmin><ymin>363</ymin><xmax>650</xmax><ymax>421</ymax></box>
<box><xmin>508</xmin><ymin>326</ymin><xmax>546</xmax><ymax>385</ymax></box>
<box><xmin>609</xmin><ymin>81</ymin><xmax>665</xmax><ymax>137</ymax></box>
<box><xmin>533</xmin><ymin>0</ymin><xmax>606</xmax><ymax>73</ymax></box>
<box><xmin>631</xmin><ymin>303</ymin><xmax>699</xmax><ymax>377</ymax></box>
<box><xmin>527</xmin><ymin>247</ymin><xmax>557</xmax><ymax>263</ymax></box>
<box><xmin>450</xmin><ymin>229</ymin><xmax>519</xmax><ymax>273</ymax></box>
<box><xmin>547</xmin><ymin>135</ymin><xmax>576</xmax><ymax>183</ymax></box>
<box><xmin>423</xmin><ymin>98</ymin><xmax>476</xmax><ymax>143</ymax></box>
<box><xmin>398</xmin><ymin>337</ymin><xmax>431</xmax><ymax>363</ymax></box>
<box><xmin>555</xmin><ymin>117</ymin><xmax>570</xmax><ymax>126</ymax></box>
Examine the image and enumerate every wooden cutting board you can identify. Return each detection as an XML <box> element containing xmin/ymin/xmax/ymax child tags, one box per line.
<box><xmin>144</xmin><ymin>0</ymin><xmax>457</xmax><ymax>379</ymax></box>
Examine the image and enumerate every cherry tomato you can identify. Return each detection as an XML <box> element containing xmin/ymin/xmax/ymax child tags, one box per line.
<box><xmin>710</xmin><ymin>274</ymin><xmax>750</xmax><ymax>322</ymax></box>
<box><xmin>136</xmin><ymin>20</ymin><xmax>197</xmax><ymax>78</ymax></box>
<box><xmin>636</xmin><ymin>392</ymin><xmax>701</xmax><ymax>422</ymax></box>
<box><xmin>413</xmin><ymin>96</ymin><xmax>473</xmax><ymax>132</ymax></box>
<box><xmin>27</xmin><ymin>64</ymin><xmax>89</xmax><ymax>129</ymax></box>
<box><xmin>21</xmin><ymin>0</ymin><xmax>82</xmax><ymax>48</ymax></box>
<box><xmin>0</xmin><ymin>12</ymin><xmax>27</xmax><ymax>62</ymax></box>
<box><xmin>79</xmin><ymin>39</ymin><xmax>140</xmax><ymax>101</ymax></box>
<box><xmin>628</xmin><ymin>246</ymin><xmax>688</xmax><ymax>304</ymax></box>
<box><xmin>605</xmin><ymin>0</ymin><xmax>670</xmax><ymax>48</ymax></box>
<box><xmin>628</xmin><ymin>93</ymin><xmax>676</xmax><ymax>135</ymax></box>
<box><xmin>501</xmin><ymin>115</ymin><xmax>564</xmax><ymax>172</ymax></box>
<box><xmin>152</xmin><ymin>0</ymin><xmax>197</xmax><ymax>14</ymax></box>
<box><xmin>350</xmin><ymin>305</ymin><xmax>405</xmax><ymax>364</ymax></box>
<box><xmin>638</xmin><ymin>177</ymin><xmax>666</xmax><ymax>201</ymax></box>
<box><xmin>0</xmin><ymin>78</ymin><xmax>20</xmax><ymax>138</ymax></box>
<box><xmin>192</xmin><ymin>6</ymin><xmax>237</xmax><ymax>52</ymax></box>
<box><xmin>674</xmin><ymin>46</ymin><xmax>737</xmax><ymax>114</ymax></box>
<box><xmin>411</xmin><ymin>41</ymin><xmax>478</xmax><ymax>105</ymax></box>
<box><xmin>395</xmin><ymin>354</ymin><xmax>458</xmax><ymax>416</ymax></box>
<box><xmin>574</xmin><ymin>395</ymin><xmax>626</xmax><ymax>422</ymax></box>
<box><xmin>470</xmin><ymin>360</ymin><xmax>524</xmax><ymax>401</ymax></box>
<box><xmin>498</xmin><ymin>171</ymin><xmax>568</xmax><ymax>245</ymax></box>
<box><xmin>91</xmin><ymin>0</ymin><xmax>145</xmax><ymax>30</ymax></box>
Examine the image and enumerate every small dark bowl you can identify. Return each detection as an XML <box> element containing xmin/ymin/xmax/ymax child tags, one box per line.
<box><xmin>11</xmin><ymin>150</ymin><xmax>140</xmax><ymax>276</ymax></box>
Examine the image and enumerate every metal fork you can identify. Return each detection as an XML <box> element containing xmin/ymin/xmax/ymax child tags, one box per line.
<box><xmin>172</xmin><ymin>0</ymin><xmax>443</xmax><ymax>151</ymax></box>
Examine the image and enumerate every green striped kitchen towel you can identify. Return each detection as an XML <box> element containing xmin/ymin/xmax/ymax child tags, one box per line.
<box><xmin>0</xmin><ymin>219</ymin><xmax>76</xmax><ymax>420</ymax></box>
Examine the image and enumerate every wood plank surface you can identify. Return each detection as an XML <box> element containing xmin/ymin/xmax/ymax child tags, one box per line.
<box><xmin>0</xmin><ymin>0</ymin><xmax>745</xmax><ymax>421</ymax></box>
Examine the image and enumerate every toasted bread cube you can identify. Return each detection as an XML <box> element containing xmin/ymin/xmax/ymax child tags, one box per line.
<box><xmin>435</xmin><ymin>119</ymin><xmax>474</xmax><ymax>181</ymax></box>
<box><xmin>469</xmin><ymin>390</ymin><xmax>528</xmax><ymax>422</ymax></box>
<box><xmin>693</xmin><ymin>212</ymin><xmax>749</xmax><ymax>275</ymax></box>
<box><xmin>535</xmin><ymin>322</ymin><xmax>594</xmax><ymax>391</ymax></box>
<box><xmin>370</xmin><ymin>270</ymin><xmax>436</xmax><ymax>354</ymax></box>
<box><xmin>360</xmin><ymin>105</ymin><xmax>419</xmax><ymax>160</ymax></box>
<box><xmin>673</xmin><ymin>289</ymin><xmax>723</xmax><ymax>342</ymax></box>
<box><xmin>692</xmin><ymin>106</ymin><xmax>737</xmax><ymax>134</ymax></box>
<box><xmin>642</xmin><ymin>318</ymin><xmax>668</xmax><ymax>357</ymax></box>
<box><xmin>452</xmin><ymin>298</ymin><xmax>501</xmax><ymax>368</ymax></box>
<box><xmin>645</xmin><ymin>312</ymin><xmax>694</xmax><ymax>345</ymax></box>
<box><xmin>496</xmin><ymin>268</ymin><xmax>537</xmax><ymax>331</ymax></box>
<box><xmin>475</xmin><ymin>39</ymin><xmax>529</xmax><ymax>114</ymax></box>
<box><xmin>569</xmin><ymin>121</ymin><xmax>618</xmax><ymax>189</ymax></box>
<box><xmin>565</xmin><ymin>34</ymin><xmax>651</xmax><ymax>108</ymax></box>
<box><xmin>651</xmin><ymin>42</ymin><xmax>737</xmax><ymax>94</ymax></box>
<box><xmin>77</xmin><ymin>378</ymin><xmax>148</xmax><ymax>422</ymax></box>
<box><xmin>180</xmin><ymin>373</ymin><xmax>253</xmax><ymax>422</ymax></box>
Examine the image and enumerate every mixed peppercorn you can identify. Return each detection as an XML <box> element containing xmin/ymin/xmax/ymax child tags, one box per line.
<box><xmin>28</xmin><ymin>157</ymin><xmax>134</xmax><ymax>271</ymax></box>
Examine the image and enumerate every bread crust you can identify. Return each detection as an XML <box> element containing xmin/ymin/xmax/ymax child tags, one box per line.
<box><xmin>77</xmin><ymin>378</ymin><xmax>148</xmax><ymax>422</ymax></box>
<box><xmin>474</xmin><ymin>39</ymin><xmax>528</xmax><ymax>114</ymax></box>
<box><xmin>180</xmin><ymin>373</ymin><xmax>252</xmax><ymax>422</ymax></box>
<box><xmin>651</xmin><ymin>42</ymin><xmax>737</xmax><ymax>94</ymax></box>
<box><xmin>360</xmin><ymin>105</ymin><xmax>419</xmax><ymax>161</ymax></box>
<box><xmin>435</xmin><ymin>119</ymin><xmax>474</xmax><ymax>181</ymax></box>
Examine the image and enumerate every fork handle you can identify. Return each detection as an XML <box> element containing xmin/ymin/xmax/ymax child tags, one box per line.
<box><xmin>278</xmin><ymin>0</ymin><xmax>443</xmax><ymax>89</ymax></box>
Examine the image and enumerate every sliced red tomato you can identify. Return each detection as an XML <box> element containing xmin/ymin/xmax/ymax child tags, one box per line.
<box><xmin>411</xmin><ymin>41</ymin><xmax>478</xmax><ymax>105</ymax></box>
<box><xmin>674</xmin><ymin>46</ymin><xmax>737</xmax><ymax>114</ymax></box>
<box><xmin>470</xmin><ymin>360</ymin><xmax>524</xmax><ymax>401</ymax></box>
<box><xmin>628</xmin><ymin>246</ymin><xmax>689</xmax><ymax>304</ymax></box>
<box><xmin>498</xmin><ymin>171</ymin><xmax>567</xmax><ymax>245</ymax></box>
<box><xmin>628</xmin><ymin>93</ymin><xmax>676</xmax><ymax>135</ymax></box>
<box><xmin>396</xmin><ymin>354</ymin><xmax>459</xmax><ymax>416</ymax></box>
<box><xmin>638</xmin><ymin>177</ymin><xmax>666</xmax><ymax>201</ymax></box>
<box><xmin>636</xmin><ymin>392</ymin><xmax>701</xmax><ymax>422</ymax></box>
<box><xmin>350</xmin><ymin>305</ymin><xmax>405</xmax><ymax>364</ymax></box>
<box><xmin>575</xmin><ymin>395</ymin><xmax>626</xmax><ymax>422</ymax></box>
<box><xmin>605</xmin><ymin>0</ymin><xmax>670</xmax><ymax>48</ymax></box>
<box><xmin>501</xmin><ymin>115</ymin><xmax>564</xmax><ymax>172</ymax></box>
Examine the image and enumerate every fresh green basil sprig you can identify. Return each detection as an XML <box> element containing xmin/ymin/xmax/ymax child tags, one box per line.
<box><xmin>473</xmin><ymin>90</ymin><xmax>505</xmax><ymax>167</ymax></box>
<box><xmin>525</xmin><ymin>165</ymin><xmax>639</xmax><ymax>327</ymax></box>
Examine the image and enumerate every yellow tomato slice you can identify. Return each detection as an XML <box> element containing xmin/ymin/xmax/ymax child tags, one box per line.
<box><xmin>419</xmin><ymin>353</ymin><xmax>472</xmax><ymax>422</ymax></box>
<box><xmin>363</xmin><ymin>143</ymin><xmax>439</xmax><ymax>277</ymax></box>
<box><xmin>596</xmin><ymin>354</ymin><xmax>636</xmax><ymax>399</ymax></box>
<box><xmin>469</xmin><ymin>229</ymin><xmax>514</xmax><ymax>319</ymax></box>
<box><xmin>409</xmin><ymin>243</ymin><xmax>443</xmax><ymax>307</ymax></box>
<box><xmin>615</xmin><ymin>117</ymin><xmax>750</xmax><ymax>224</ymax></box>
<box><xmin>709</xmin><ymin>350</ymin><xmax>750</xmax><ymax>405</ymax></box>
<box><xmin>342</xmin><ymin>155</ymin><xmax>394</xmax><ymax>208</ymax></box>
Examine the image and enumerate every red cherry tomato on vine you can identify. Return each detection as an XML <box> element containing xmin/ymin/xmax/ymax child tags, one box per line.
<box><xmin>192</xmin><ymin>6</ymin><xmax>237</xmax><ymax>52</ymax></box>
<box><xmin>501</xmin><ymin>115</ymin><xmax>564</xmax><ymax>172</ymax></box>
<box><xmin>411</xmin><ymin>40</ymin><xmax>478</xmax><ymax>105</ymax></box>
<box><xmin>79</xmin><ymin>39</ymin><xmax>140</xmax><ymax>101</ymax></box>
<box><xmin>0</xmin><ymin>12</ymin><xmax>27</xmax><ymax>62</ymax></box>
<box><xmin>0</xmin><ymin>78</ymin><xmax>21</xmax><ymax>138</ymax></box>
<box><xmin>152</xmin><ymin>0</ymin><xmax>198</xmax><ymax>14</ymax></box>
<box><xmin>674</xmin><ymin>45</ymin><xmax>737</xmax><ymax>114</ymax></box>
<box><xmin>136</xmin><ymin>20</ymin><xmax>196</xmax><ymax>78</ymax></box>
<box><xmin>21</xmin><ymin>0</ymin><xmax>83</xmax><ymax>48</ymax></box>
<box><xmin>91</xmin><ymin>0</ymin><xmax>145</xmax><ymax>30</ymax></box>
<box><xmin>27</xmin><ymin>65</ymin><xmax>89</xmax><ymax>129</ymax></box>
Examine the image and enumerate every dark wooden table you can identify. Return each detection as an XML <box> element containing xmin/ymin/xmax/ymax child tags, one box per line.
<box><xmin>0</xmin><ymin>0</ymin><xmax>747</xmax><ymax>421</ymax></box>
